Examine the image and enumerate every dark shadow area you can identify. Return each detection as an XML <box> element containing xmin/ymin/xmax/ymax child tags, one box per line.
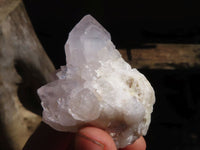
<box><xmin>14</xmin><ymin>59</ymin><xmax>47</xmax><ymax>116</ymax></box>
<box><xmin>0</xmin><ymin>123</ymin><xmax>12</xmax><ymax>150</ymax></box>
<box><xmin>140</xmin><ymin>69</ymin><xmax>200</xmax><ymax>150</ymax></box>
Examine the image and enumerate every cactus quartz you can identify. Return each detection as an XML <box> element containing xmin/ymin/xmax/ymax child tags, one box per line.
<box><xmin>37</xmin><ymin>15</ymin><xmax>155</xmax><ymax>148</ymax></box>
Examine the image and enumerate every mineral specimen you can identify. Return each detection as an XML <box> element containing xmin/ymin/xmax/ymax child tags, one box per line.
<box><xmin>37</xmin><ymin>15</ymin><xmax>155</xmax><ymax>148</ymax></box>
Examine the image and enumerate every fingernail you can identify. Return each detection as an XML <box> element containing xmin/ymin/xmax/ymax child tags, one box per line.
<box><xmin>75</xmin><ymin>133</ymin><xmax>104</xmax><ymax>150</ymax></box>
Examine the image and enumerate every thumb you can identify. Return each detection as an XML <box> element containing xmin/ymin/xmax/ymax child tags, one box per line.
<box><xmin>75</xmin><ymin>127</ymin><xmax>117</xmax><ymax>150</ymax></box>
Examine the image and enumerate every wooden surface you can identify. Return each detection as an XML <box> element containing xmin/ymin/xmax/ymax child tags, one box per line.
<box><xmin>119</xmin><ymin>44</ymin><xmax>200</xmax><ymax>69</ymax></box>
<box><xmin>0</xmin><ymin>1</ymin><xmax>55</xmax><ymax>150</ymax></box>
<box><xmin>0</xmin><ymin>0</ymin><xmax>20</xmax><ymax>22</ymax></box>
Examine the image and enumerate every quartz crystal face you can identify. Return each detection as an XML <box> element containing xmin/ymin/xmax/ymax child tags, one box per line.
<box><xmin>37</xmin><ymin>15</ymin><xmax>155</xmax><ymax>148</ymax></box>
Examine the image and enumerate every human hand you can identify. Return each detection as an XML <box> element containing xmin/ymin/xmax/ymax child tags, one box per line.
<box><xmin>23</xmin><ymin>122</ymin><xmax>146</xmax><ymax>150</ymax></box>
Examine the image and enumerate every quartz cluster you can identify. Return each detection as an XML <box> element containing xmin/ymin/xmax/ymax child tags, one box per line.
<box><xmin>37</xmin><ymin>15</ymin><xmax>155</xmax><ymax>148</ymax></box>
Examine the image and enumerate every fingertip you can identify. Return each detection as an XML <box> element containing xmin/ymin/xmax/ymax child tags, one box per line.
<box><xmin>75</xmin><ymin>127</ymin><xmax>117</xmax><ymax>150</ymax></box>
<box><xmin>121</xmin><ymin>136</ymin><xmax>146</xmax><ymax>150</ymax></box>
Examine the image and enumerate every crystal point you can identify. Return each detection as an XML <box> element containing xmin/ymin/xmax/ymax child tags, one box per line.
<box><xmin>38</xmin><ymin>15</ymin><xmax>155</xmax><ymax>148</ymax></box>
<box><xmin>65</xmin><ymin>15</ymin><xmax>112</xmax><ymax>68</ymax></box>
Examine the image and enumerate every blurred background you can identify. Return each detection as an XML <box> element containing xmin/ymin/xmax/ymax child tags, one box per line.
<box><xmin>23</xmin><ymin>0</ymin><xmax>200</xmax><ymax>68</ymax></box>
<box><xmin>2</xmin><ymin>0</ymin><xmax>200</xmax><ymax>149</ymax></box>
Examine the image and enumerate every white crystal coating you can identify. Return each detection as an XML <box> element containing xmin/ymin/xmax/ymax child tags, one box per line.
<box><xmin>37</xmin><ymin>15</ymin><xmax>155</xmax><ymax>148</ymax></box>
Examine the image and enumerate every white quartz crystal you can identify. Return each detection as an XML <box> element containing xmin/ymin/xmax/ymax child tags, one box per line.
<box><xmin>37</xmin><ymin>15</ymin><xmax>155</xmax><ymax>148</ymax></box>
